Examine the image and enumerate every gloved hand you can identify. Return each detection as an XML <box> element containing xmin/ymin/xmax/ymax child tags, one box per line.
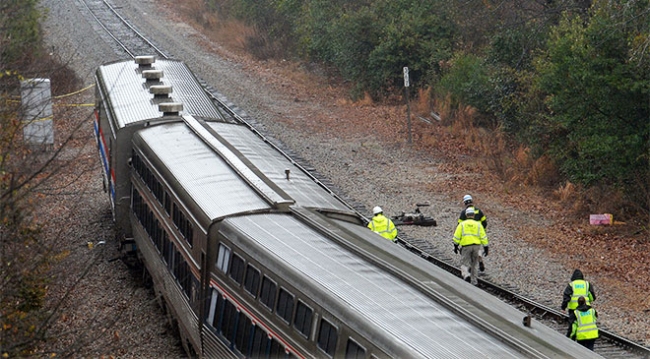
<box><xmin>483</xmin><ymin>246</ymin><xmax>489</xmax><ymax>257</ymax></box>
<box><xmin>453</xmin><ymin>243</ymin><xmax>459</xmax><ymax>254</ymax></box>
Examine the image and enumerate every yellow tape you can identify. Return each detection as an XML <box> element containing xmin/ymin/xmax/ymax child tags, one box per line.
<box><xmin>53</xmin><ymin>84</ymin><xmax>95</xmax><ymax>99</ymax></box>
<box><xmin>25</xmin><ymin>116</ymin><xmax>53</xmax><ymax>123</ymax></box>
<box><xmin>7</xmin><ymin>99</ymin><xmax>94</xmax><ymax>107</ymax></box>
<box><xmin>56</xmin><ymin>103</ymin><xmax>94</xmax><ymax>107</ymax></box>
<box><xmin>7</xmin><ymin>83</ymin><xmax>95</xmax><ymax>101</ymax></box>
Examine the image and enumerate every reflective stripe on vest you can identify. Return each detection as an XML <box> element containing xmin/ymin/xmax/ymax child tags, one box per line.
<box><xmin>369</xmin><ymin>216</ymin><xmax>395</xmax><ymax>240</ymax></box>
<box><xmin>569</xmin><ymin>280</ymin><xmax>590</xmax><ymax>310</ymax></box>
<box><xmin>575</xmin><ymin>308</ymin><xmax>598</xmax><ymax>340</ymax></box>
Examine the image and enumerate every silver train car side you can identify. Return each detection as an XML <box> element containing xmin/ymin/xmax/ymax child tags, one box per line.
<box><xmin>94</xmin><ymin>56</ymin><xmax>227</xmax><ymax>248</ymax></box>
<box><xmin>94</xmin><ymin>58</ymin><xmax>600</xmax><ymax>358</ymax></box>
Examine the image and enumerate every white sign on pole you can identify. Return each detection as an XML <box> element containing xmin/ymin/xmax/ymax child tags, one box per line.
<box><xmin>403</xmin><ymin>67</ymin><xmax>410</xmax><ymax>88</ymax></box>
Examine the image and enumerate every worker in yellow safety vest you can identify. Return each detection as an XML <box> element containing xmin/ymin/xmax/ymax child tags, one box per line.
<box><xmin>452</xmin><ymin>207</ymin><xmax>489</xmax><ymax>286</ymax></box>
<box><xmin>458</xmin><ymin>194</ymin><xmax>488</xmax><ymax>272</ymax></box>
<box><xmin>561</xmin><ymin>269</ymin><xmax>596</xmax><ymax>317</ymax></box>
<box><xmin>568</xmin><ymin>296</ymin><xmax>599</xmax><ymax>351</ymax></box>
<box><xmin>367</xmin><ymin>206</ymin><xmax>397</xmax><ymax>242</ymax></box>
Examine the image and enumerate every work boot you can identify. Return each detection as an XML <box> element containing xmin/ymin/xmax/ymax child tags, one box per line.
<box><xmin>479</xmin><ymin>261</ymin><xmax>485</xmax><ymax>272</ymax></box>
<box><xmin>464</xmin><ymin>276</ymin><xmax>471</xmax><ymax>283</ymax></box>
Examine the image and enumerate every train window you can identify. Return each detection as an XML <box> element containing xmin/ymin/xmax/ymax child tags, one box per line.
<box><xmin>154</xmin><ymin>181</ymin><xmax>164</xmax><ymax>205</ymax></box>
<box><xmin>234</xmin><ymin>312</ymin><xmax>252</xmax><ymax>354</ymax></box>
<box><xmin>163</xmin><ymin>192</ymin><xmax>171</xmax><ymax>216</ymax></box>
<box><xmin>207</xmin><ymin>289</ymin><xmax>224</xmax><ymax>329</ymax></box>
<box><xmin>276</xmin><ymin>288</ymin><xmax>294</xmax><ymax>324</ymax></box>
<box><xmin>132</xmin><ymin>189</ymin><xmax>142</xmax><ymax>220</ymax></box>
<box><xmin>177</xmin><ymin>260</ymin><xmax>191</xmax><ymax>299</ymax></box>
<box><xmin>317</xmin><ymin>319</ymin><xmax>338</xmax><ymax>357</ymax></box>
<box><xmin>216</xmin><ymin>244</ymin><xmax>231</xmax><ymax>273</ymax></box>
<box><xmin>146</xmin><ymin>210</ymin><xmax>153</xmax><ymax>235</ymax></box>
<box><xmin>144</xmin><ymin>165</ymin><xmax>152</xmax><ymax>189</ymax></box>
<box><xmin>259</xmin><ymin>276</ymin><xmax>277</xmax><ymax>311</ymax></box>
<box><xmin>250</xmin><ymin>325</ymin><xmax>270</xmax><ymax>359</ymax></box>
<box><xmin>220</xmin><ymin>300</ymin><xmax>237</xmax><ymax>343</ymax></box>
<box><xmin>132</xmin><ymin>150</ymin><xmax>140</xmax><ymax>171</ymax></box>
<box><xmin>172</xmin><ymin>203</ymin><xmax>179</xmax><ymax>227</ymax></box>
<box><xmin>269</xmin><ymin>338</ymin><xmax>283</xmax><ymax>357</ymax></box>
<box><xmin>244</xmin><ymin>265</ymin><xmax>261</xmax><ymax>297</ymax></box>
<box><xmin>293</xmin><ymin>300</ymin><xmax>313</xmax><ymax>338</ymax></box>
<box><xmin>153</xmin><ymin>218</ymin><xmax>162</xmax><ymax>250</ymax></box>
<box><xmin>228</xmin><ymin>254</ymin><xmax>245</xmax><ymax>285</ymax></box>
<box><xmin>179</xmin><ymin>213</ymin><xmax>186</xmax><ymax>236</ymax></box>
<box><xmin>171</xmin><ymin>243</ymin><xmax>180</xmax><ymax>273</ymax></box>
<box><xmin>162</xmin><ymin>232</ymin><xmax>171</xmax><ymax>265</ymax></box>
<box><xmin>185</xmin><ymin>221</ymin><xmax>193</xmax><ymax>247</ymax></box>
<box><xmin>206</xmin><ymin>289</ymin><xmax>217</xmax><ymax>327</ymax></box>
<box><xmin>345</xmin><ymin>339</ymin><xmax>366</xmax><ymax>359</ymax></box>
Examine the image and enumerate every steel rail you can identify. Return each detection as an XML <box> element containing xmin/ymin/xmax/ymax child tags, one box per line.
<box><xmin>80</xmin><ymin>0</ymin><xmax>168</xmax><ymax>59</ymax></box>
<box><xmin>398</xmin><ymin>235</ymin><xmax>650</xmax><ymax>358</ymax></box>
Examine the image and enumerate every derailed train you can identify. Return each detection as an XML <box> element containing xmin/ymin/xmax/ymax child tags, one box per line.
<box><xmin>93</xmin><ymin>56</ymin><xmax>598</xmax><ymax>358</ymax></box>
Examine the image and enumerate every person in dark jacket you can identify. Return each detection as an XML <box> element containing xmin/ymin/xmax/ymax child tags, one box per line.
<box><xmin>567</xmin><ymin>296</ymin><xmax>599</xmax><ymax>350</ymax></box>
<box><xmin>561</xmin><ymin>269</ymin><xmax>596</xmax><ymax>316</ymax></box>
<box><xmin>561</xmin><ymin>269</ymin><xmax>596</xmax><ymax>339</ymax></box>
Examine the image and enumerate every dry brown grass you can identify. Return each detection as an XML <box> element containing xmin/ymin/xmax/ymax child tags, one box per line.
<box><xmin>435</xmin><ymin>99</ymin><xmax>564</xmax><ymax>189</ymax></box>
<box><xmin>438</xmin><ymin>101</ymin><xmax>644</xmax><ymax>223</ymax></box>
<box><xmin>179</xmin><ymin>0</ymin><xmax>257</xmax><ymax>57</ymax></box>
<box><xmin>414</xmin><ymin>88</ymin><xmax>431</xmax><ymax>116</ymax></box>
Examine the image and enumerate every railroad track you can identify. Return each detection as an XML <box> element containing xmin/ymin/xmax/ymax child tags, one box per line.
<box><xmin>81</xmin><ymin>1</ymin><xmax>650</xmax><ymax>357</ymax></box>
<box><xmin>80</xmin><ymin>0</ymin><xmax>168</xmax><ymax>58</ymax></box>
<box><xmin>400</xmin><ymin>235</ymin><xmax>650</xmax><ymax>359</ymax></box>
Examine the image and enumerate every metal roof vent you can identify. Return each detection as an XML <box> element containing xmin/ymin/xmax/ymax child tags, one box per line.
<box><xmin>159</xmin><ymin>102</ymin><xmax>183</xmax><ymax>116</ymax></box>
<box><xmin>142</xmin><ymin>69</ymin><xmax>163</xmax><ymax>82</ymax></box>
<box><xmin>135</xmin><ymin>55</ymin><xmax>156</xmax><ymax>68</ymax></box>
<box><xmin>149</xmin><ymin>85</ymin><xmax>173</xmax><ymax>98</ymax></box>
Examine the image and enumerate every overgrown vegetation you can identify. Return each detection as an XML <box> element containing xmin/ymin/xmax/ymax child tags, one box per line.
<box><xmin>1</xmin><ymin>1</ymin><xmax>88</xmax><ymax>356</ymax></box>
<box><xmin>0</xmin><ymin>0</ymin><xmax>42</xmax><ymax>65</ymax></box>
<box><xmin>201</xmin><ymin>0</ymin><xmax>649</xmax><ymax>222</ymax></box>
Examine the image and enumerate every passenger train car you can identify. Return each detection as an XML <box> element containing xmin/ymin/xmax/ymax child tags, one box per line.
<box><xmin>94</xmin><ymin>57</ymin><xmax>599</xmax><ymax>358</ymax></box>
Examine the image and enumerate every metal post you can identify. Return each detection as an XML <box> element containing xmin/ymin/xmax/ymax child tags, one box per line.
<box><xmin>403</xmin><ymin>67</ymin><xmax>412</xmax><ymax>144</ymax></box>
<box><xmin>405</xmin><ymin>89</ymin><xmax>412</xmax><ymax>144</ymax></box>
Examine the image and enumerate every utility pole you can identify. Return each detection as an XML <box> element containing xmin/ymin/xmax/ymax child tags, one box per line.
<box><xmin>403</xmin><ymin>67</ymin><xmax>412</xmax><ymax>144</ymax></box>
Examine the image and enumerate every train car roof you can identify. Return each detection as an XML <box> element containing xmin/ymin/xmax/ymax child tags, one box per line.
<box><xmin>133</xmin><ymin>122</ymin><xmax>270</xmax><ymax>226</ymax></box>
<box><xmin>133</xmin><ymin>117</ymin><xmax>352</xmax><ymax>227</ymax></box>
<box><xmin>222</xmin><ymin>213</ymin><xmax>580</xmax><ymax>359</ymax></box>
<box><xmin>205</xmin><ymin>121</ymin><xmax>350</xmax><ymax>211</ymax></box>
<box><xmin>96</xmin><ymin>58</ymin><xmax>224</xmax><ymax>128</ymax></box>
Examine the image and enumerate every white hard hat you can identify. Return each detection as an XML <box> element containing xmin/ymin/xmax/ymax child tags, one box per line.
<box><xmin>463</xmin><ymin>194</ymin><xmax>473</xmax><ymax>205</ymax></box>
<box><xmin>465</xmin><ymin>207</ymin><xmax>475</xmax><ymax>217</ymax></box>
<box><xmin>373</xmin><ymin>206</ymin><xmax>383</xmax><ymax>215</ymax></box>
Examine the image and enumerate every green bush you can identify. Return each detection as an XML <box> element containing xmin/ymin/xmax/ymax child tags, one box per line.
<box><xmin>213</xmin><ymin>0</ymin><xmax>650</xmax><ymax>213</ymax></box>
<box><xmin>0</xmin><ymin>0</ymin><xmax>42</xmax><ymax>65</ymax></box>
<box><xmin>437</xmin><ymin>53</ymin><xmax>492</xmax><ymax>114</ymax></box>
<box><xmin>535</xmin><ymin>4</ymin><xmax>649</xmax><ymax>191</ymax></box>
